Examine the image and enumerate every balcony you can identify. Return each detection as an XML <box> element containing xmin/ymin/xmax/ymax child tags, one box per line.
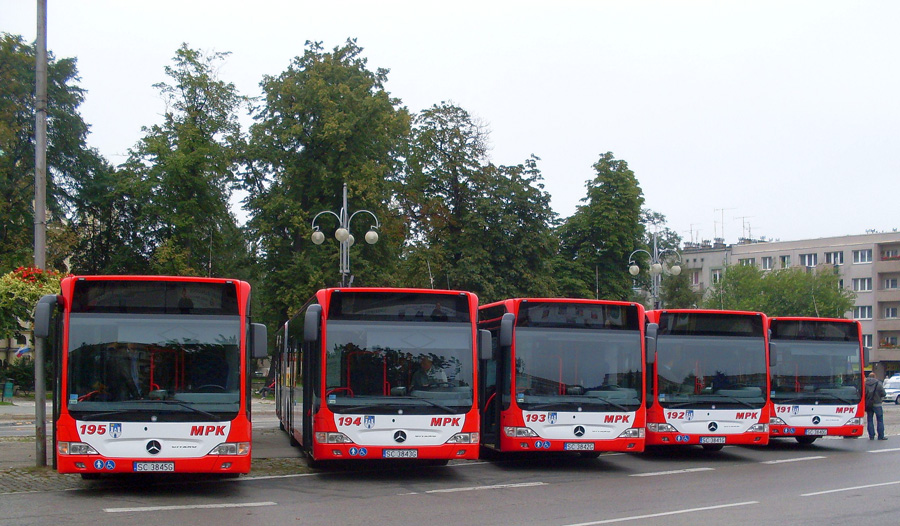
<box><xmin>875</xmin><ymin>257</ymin><xmax>900</xmax><ymax>274</ymax></box>
<box><xmin>878</xmin><ymin>288</ymin><xmax>900</xmax><ymax>302</ymax></box>
<box><xmin>876</xmin><ymin>318</ymin><xmax>900</xmax><ymax>332</ymax></box>
<box><xmin>873</xmin><ymin>347</ymin><xmax>900</xmax><ymax>363</ymax></box>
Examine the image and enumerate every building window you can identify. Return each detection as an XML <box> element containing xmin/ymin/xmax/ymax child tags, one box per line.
<box><xmin>839</xmin><ymin>279</ymin><xmax>844</xmax><ymax>289</ymax></box>
<box><xmin>739</xmin><ymin>258</ymin><xmax>756</xmax><ymax>267</ymax></box>
<box><xmin>883</xmin><ymin>336</ymin><xmax>899</xmax><ymax>347</ymax></box>
<box><xmin>825</xmin><ymin>251</ymin><xmax>844</xmax><ymax>265</ymax></box>
<box><xmin>886</xmin><ymin>307</ymin><xmax>899</xmax><ymax>319</ymax></box>
<box><xmin>712</xmin><ymin>269</ymin><xmax>723</xmax><ymax>284</ymax></box>
<box><xmin>863</xmin><ymin>334</ymin><xmax>873</xmax><ymax>348</ymax></box>
<box><xmin>780</xmin><ymin>255</ymin><xmax>791</xmax><ymax>268</ymax></box>
<box><xmin>800</xmin><ymin>253</ymin><xmax>818</xmax><ymax>267</ymax></box>
<box><xmin>886</xmin><ymin>278</ymin><xmax>899</xmax><ymax>290</ymax></box>
<box><xmin>854</xmin><ymin>306</ymin><xmax>873</xmax><ymax>320</ymax></box>
<box><xmin>852</xmin><ymin>278</ymin><xmax>873</xmax><ymax>292</ymax></box>
<box><xmin>853</xmin><ymin>249</ymin><xmax>873</xmax><ymax>263</ymax></box>
<box><xmin>883</xmin><ymin>249</ymin><xmax>900</xmax><ymax>260</ymax></box>
<box><xmin>761</xmin><ymin>257</ymin><xmax>773</xmax><ymax>270</ymax></box>
<box><xmin>691</xmin><ymin>270</ymin><xmax>700</xmax><ymax>286</ymax></box>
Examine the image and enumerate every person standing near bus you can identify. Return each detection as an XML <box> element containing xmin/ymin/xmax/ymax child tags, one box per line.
<box><xmin>866</xmin><ymin>372</ymin><xmax>887</xmax><ymax>440</ymax></box>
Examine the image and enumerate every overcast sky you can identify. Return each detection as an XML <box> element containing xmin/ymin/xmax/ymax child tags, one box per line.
<box><xmin>4</xmin><ymin>1</ymin><xmax>898</xmax><ymax>245</ymax></box>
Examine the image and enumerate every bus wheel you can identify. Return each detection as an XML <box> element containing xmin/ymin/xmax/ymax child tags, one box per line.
<box><xmin>795</xmin><ymin>436</ymin><xmax>818</xmax><ymax>445</ymax></box>
<box><xmin>701</xmin><ymin>444</ymin><xmax>724</xmax><ymax>452</ymax></box>
<box><xmin>279</xmin><ymin>420</ymin><xmax>286</xmax><ymax>431</ymax></box>
<box><xmin>305</xmin><ymin>452</ymin><xmax>321</xmax><ymax>469</ymax></box>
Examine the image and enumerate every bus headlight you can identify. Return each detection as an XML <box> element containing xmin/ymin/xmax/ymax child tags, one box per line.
<box><xmin>846</xmin><ymin>417</ymin><xmax>862</xmax><ymax>426</ymax></box>
<box><xmin>770</xmin><ymin>417</ymin><xmax>786</xmax><ymax>425</ymax></box>
<box><xmin>647</xmin><ymin>423</ymin><xmax>678</xmax><ymax>433</ymax></box>
<box><xmin>315</xmin><ymin>432</ymin><xmax>353</xmax><ymax>444</ymax></box>
<box><xmin>618</xmin><ymin>428</ymin><xmax>645</xmax><ymax>438</ymax></box>
<box><xmin>209</xmin><ymin>442</ymin><xmax>250</xmax><ymax>455</ymax></box>
<box><xmin>748</xmin><ymin>423</ymin><xmax>769</xmax><ymax>433</ymax></box>
<box><xmin>503</xmin><ymin>427</ymin><xmax>539</xmax><ymax>438</ymax></box>
<box><xmin>58</xmin><ymin>442</ymin><xmax>98</xmax><ymax>455</ymax></box>
<box><xmin>447</xmin><ymin>432</ymin><xmax>479</xmax><ymax>444</ymax></box>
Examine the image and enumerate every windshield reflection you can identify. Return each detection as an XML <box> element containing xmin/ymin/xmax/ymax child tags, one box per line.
<box><xmin>656</xmin><ymin>335</ymin><xmax>767</xmax><ymax>409</ymax></box>
<box><xmin>770</xmin><ymin>340</ymin><xmax>861</xmax><ymax>404</ymax></box>
<box><xmin>514</xmin><ymin>328</ymin><xmax>643</xmax><ymax>411</ymax></box>
<box><xmin>66</xmin><ymin>314</ymin><xmax>241</xmax><ymax>421</ymax></box>
<box><xmin>324</xmin><ymin>321</ymin><xmax>474</xmax><ymax>414</ymax></box>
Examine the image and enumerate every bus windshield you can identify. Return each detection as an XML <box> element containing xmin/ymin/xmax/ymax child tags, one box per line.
<box><xmin>514</xmin><ymin>328</ymin><xmax>643</xmax><ymax>412</ymax></box>
<box><xmin>657</xmin><ymin>335</ymin><xmax>767</xmax><ymax>409</ymax></box>
<box><xmin>66</xmin><ymin>313</ymin><xmax>242</xmax><ymax>421</ymax></box>
<box><xmin>770</xmin><ymin>340</ymin><xmax>861</xmax><ymax>404</ymax></box>
<box><xmin>324</xmin><ymin>320</ymin><xmax>474</xmax><ymax>414</ymax></box>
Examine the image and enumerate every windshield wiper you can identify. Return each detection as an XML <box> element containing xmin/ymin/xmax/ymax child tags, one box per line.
<box><xmin>776</xmin><ymin>392</ymin><xmax>857</xmax><ymax>405</ymax></box>
<box><xmin>341</xmin><ymin>398</ymin><xmax>459</xmax><ymax>415</ymax></box>
<box><xmin>77</xmin><ymin>410</ymin><xmax>136</xmax><ymax>421</ymax></box>
<box><xmin>128</xmin><ymin>399</ymin><xmax>222</xmax><ymax>421</ymax></box>
<box><xmin>710</xmin><ymin>394</ymin><xmax>757</xmax><ymax>409</ymax></box>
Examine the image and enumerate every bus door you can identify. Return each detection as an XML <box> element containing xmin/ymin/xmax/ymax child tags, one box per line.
<box><xmin>302</xmin><ymin>305</ymin><xmax>322</xmax><ymax>451</ymax></box>
<box><xmin>481</xmin><ymin>313</ymin><xmax>513</xmax><ymax>449</ymax></box>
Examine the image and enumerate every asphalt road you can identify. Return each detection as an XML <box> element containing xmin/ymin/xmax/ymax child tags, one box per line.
<box><xmin>2</xmin><ymin>403</ymin><xmax>900</xmax><ymax>526</ymax></box>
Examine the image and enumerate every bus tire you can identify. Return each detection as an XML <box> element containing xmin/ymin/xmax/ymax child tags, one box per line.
<box><xmin>289</xmin><ymin>433</ymin><xmax>299</xmax><ymax>447</ymax></box>
<box><xmin>795</xmin><ymin>436</ymin><xmax>818</xmax><ymax>445</ymax></box>
<box><xmin>305</xmin><ymin>452</ymin><xmax>321</xmax><ymax>469</ymax></box>
<box><xmin>701</xmin><ymin>444</ymin><xmax>725</xmax><ymax>452</ymax></box>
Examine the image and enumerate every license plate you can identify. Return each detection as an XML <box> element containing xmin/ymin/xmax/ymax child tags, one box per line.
<box><xmin>805</xmin><ymin>428</ymin><xmax>828</xmax><ymax>436</ymax></box>
<box><xmin>382</xmin><ymin>449</ymin><xmax>418</xmax><ymax>459</ymax></box>
<box><xmin>133</xmin><ymin>462</ymin><xmax>175</xmax><ymax>472</ymax></box>
<box><xmin>700</xmin><ymin>436</ymin><xmax>726</xmax><ymax>444</ymax></box>
<box><xmin>564</xmin><ymin>442</ymin><xmax>595</xmax><ymax>451</ymax></box>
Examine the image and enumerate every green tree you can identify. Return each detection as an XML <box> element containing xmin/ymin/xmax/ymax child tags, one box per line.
<box><xmin>555</xmin><ymin>152</ymin><xmax>645</xmax><ymax>300</ymax></box>
<box><xmin>0</xmin><ymin>266</ymin><xmax>65</xmax><ymax>340</ymax></box>
<box><xmin>243</xmin><ymin>39</ymin><xmax>410</xmax><ymax>324</ymax></box>
<box><xmin>701</xmin><ymin>264</ymin><xmax>855</xmax><ymax>317</ymax></box>
<box><xmin>659</xmin><ymin>269</ymin><xmax>700</xmax><ymax>308</ymax></box>
<box><xmin>124</xmin><ymin>44</ymin><xmax>249</xmax><ymax>277</ymax></box>
<box><xmin>0</xmin><ymin>33</ymin><xmax>100</xmax><ymax>272</ymax></box>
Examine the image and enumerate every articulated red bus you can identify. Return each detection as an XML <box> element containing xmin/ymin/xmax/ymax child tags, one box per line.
<box><xmin>34</xmin><ymin>276</ymin><xmax>267</xmax><ymax>478</ymax></box>
<box><xmin>767</xmin><ymin>317</ymin><xmax>865</xmax><ymax>444</ymax></box>
<box><xmin>478</xmin><ymin>299</ymin><xmax>649</xmax><ymax>456</ymax></box>
<box><xmin>275</xmin><ymin>288</ymin><xmax>487</xmax><ymax>466</ymax></box>
<box><xmin>645</xmin><ymin>309</ymin><xmax>770</xmax><ymax>450</ymax></box>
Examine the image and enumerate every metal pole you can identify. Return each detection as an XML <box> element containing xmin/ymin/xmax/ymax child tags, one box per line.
<box><xmin>34</xmin><ymin>0</ymin><xmax>49</xmax><ymax>468</ymax></box>
<box><xmin>340</xmin><ymin>183</ymin><xmax>349</xmax><ymax>287</ymax></box>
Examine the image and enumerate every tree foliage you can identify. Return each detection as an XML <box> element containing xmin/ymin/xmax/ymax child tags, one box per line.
<box><xmin>244</xmin><ymin>39</ymin><xmax>410</xmax><ymax>324</ymax></box>
<box><xmin>702</xmin><ymin>264</ymin><xmax>855</xmax><ymax>317</ymax></box>
<box><xmin>0</xmin><ymin>266</ymin><xmax>65</xmax><ymax>339</ymax></box>
<box><xmin>0</xmin><ymin>33</ymin><xmax>99</xmax><ymax>272</ymax></box>
<box><xmin>555</xmin><ymin>153</ymin><xmax>645</xmax><ymax>300</ymax></box>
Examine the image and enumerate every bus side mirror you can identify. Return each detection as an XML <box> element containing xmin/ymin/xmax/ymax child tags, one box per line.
<box><xmin>499</xmin><ymin>313</ymin><xmax>515</xmax><ymax>349</ymax></box>
<box><xmin>479</xmin><ymin>329</ymin><xmax>492</xmax><ymax>361</ymax></box>
<box><xmin>863</xmin><ymin>347</ymin><xmax>870</xmax><ymax>366</ymax></box>
<box><xmin>645</xmin><ymin>323</ymin><xmax>658</xmax><ymax>363</ymax></box>
<box><xmin>769</xmin><ymin>342</ymin><xmax>777</xmax><ymax>367</ymax></box>
<box><xmin>33</xmin><ymin>294</ymin><xmax>59</xmax><ymax>339</ymax></box>
<box><xmin>304</xmin><ymin>305</ymin><xmax>322</xmax><ymax>343</ymax></box>
<box><xmin>251</xmin><ymin>323</ymin><xmax>268</xmax><ymax>359</ymax></box>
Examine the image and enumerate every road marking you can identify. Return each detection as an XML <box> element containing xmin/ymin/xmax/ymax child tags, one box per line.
<box><xmin>400</xmin><ymin>481</ymin><xmax>547</xmax><ymax>495</ymax></box>
<box><xmin>866</xmin><ymin>447</ymin><xmax>900</xmax><ymax>454</ymax></box>
<box><xmin>104</xmin><ymin>501</ymin><xmax>276</xmax><ymax>513</ymax></box>
<box><xmin>761</xmin><ymin>455</ymin><xmax>826</xmax><ymax>464</ymax></box>
<box><xmin>562</xmin><ymin>501</ymin><xmax>759</xmax><ymax>526</ymax></box>
<box><xmin>629</xmin><ymin>467</ymin><xmax>714</xmax><ymax>477</ymax></box>
<box><xmin>801</xmin><ymin>480</ymin><xmax>900</xmax><ymax>497</ymax></box>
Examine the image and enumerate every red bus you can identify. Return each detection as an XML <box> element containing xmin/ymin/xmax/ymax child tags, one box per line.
<box><xmin>34</xmin><ymin>276</ymin><xmax>267</xmax><ymax>478</ymax></box>
<box><xmin>645</xmin><ymin>309</ymin><xmax>770</xmax><ymax>450</ymax></box>
<box><xmin>478</xmin><ymin>299</ymin><xmax>649</xmax><ymax>457</ymax></box>
<box><xmin>275</xmin><ymin>288</ymin><xmax>488</xmax><ymax>466</ymax></box>
<box><xmin>767</xmin><ymin>317</ymin><xmax>865</xmax><ymax>444</ymax></box>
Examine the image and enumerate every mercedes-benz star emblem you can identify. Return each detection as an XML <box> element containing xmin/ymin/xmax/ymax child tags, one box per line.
<box><xmin>146</xmin><ymin>440</ymin><xmax>162</xmax><ymax>455</ymax></box>
<box><xmin>574</xmin><ymin>426</ymin><xmax>586</xmax><ymax>437</ymax></box>
<box><xmin>393</xmin><ymin>430</ymin><xmax>407</xmax><ymax>443</ymax></box>
<box><xmin>812</xmin><ymin>416</ymin><xmax>821</xmax><ymax>425</ymax></box>
<box><xmin>708</xmin><ymin>422</ymin><xmax>718</xmax><ymax>432</ymax></box>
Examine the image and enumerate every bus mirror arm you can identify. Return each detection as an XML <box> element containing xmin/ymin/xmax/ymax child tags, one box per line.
<box><xmin>251</xmin><ymin>323</ymin><xmax>268</xmax><ymax>359</ymax></box>
<box><xmin>645</xmin><ymin>323</ymin><xmax>658</xmax><ymax>363</ymax></box>
<box><xmin>304</xmin><ymin>305</ymin><xmax>322</xmax><ymax>343</ymax></box>
<box><xmin>33</xmin><ymin>294</ymin><xmax>60</xmax><ymax>339</ymax></box>
<box><xmin>479</xmin><ymin>330</ymin><xmax>491</xmax><ymax>360</ymax></box>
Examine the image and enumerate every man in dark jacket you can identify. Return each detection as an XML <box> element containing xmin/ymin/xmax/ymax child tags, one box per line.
<box><xmin>866</xmin><ymin>373</ymin><xmax>887</xmax><ymax>440</ymax></box>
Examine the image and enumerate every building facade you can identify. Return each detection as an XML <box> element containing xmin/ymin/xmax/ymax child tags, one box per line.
<box><xmin>682</xmin><ymin>232</ymin><xmax>900</xmax><ymax>377</ymax></box>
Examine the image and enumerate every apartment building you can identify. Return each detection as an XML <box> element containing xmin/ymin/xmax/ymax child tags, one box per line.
<box><xmin>682</xmin><ymin>232</ymin><xmax>900</xmax><ymax>376</ymax></box>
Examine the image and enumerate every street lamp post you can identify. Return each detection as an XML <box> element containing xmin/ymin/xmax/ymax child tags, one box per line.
<box><xmin>627</xmin><ymin>232</ymin><xmax>682</xmax><ymax>309</ymax></box>
<box><xmin>311</xmin><ymin>183</ymin><xmax>380</xmax><ymax>287</ymax></box>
